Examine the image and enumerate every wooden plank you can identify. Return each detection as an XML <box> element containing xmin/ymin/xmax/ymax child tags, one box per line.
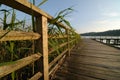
<box><xmin>49</xmin><ymin>42</ymin><xmax>68</xmax><ymax>54</ymax></box>
<box><xmin>49</xmin><ymin>62</ymin><xmax>59</xmax><ymax>76</ymax></box>
<box><xmin>67</xmin><ymin>55</ymin><xmax>120</xmax><ymax>69</ymax></box>
<box><xmin>48</xmin><ymin>35</ymin><xmax>68</xmax><ymax>39</ymax></box>
<box><xmin>35</xmin><ymin>16</ymin><xmax>49</xmax><ymax>80</ymax></box>
<box><xmin>55</xmin><ymin>22</ymin><xmax>70</xmax><ymax>30</ymax></box>
<box><xmin>61</xmin><ymin>66</ymin><xmax>120</xmax><ymax>80</ymax></box>
<box><xmin>50</xmin><ymin>55</ymin><xmax>66</xmax><ymax>80</ymax></box>
<box><xmin>29</xmin><ymin>72</ymin><xmax>42</xmax><ymax>80</ymax></box>
<box><xmin>67</xmin><ymin>30</ymin><xmax>70</xmax><ymax>56</ymax></box>
<box><xmin>83</xmin><ymin>46</ymin><xmax>119</xmax><ymax>51</ymax></box>
<box><xmin>56</xmin><ymin>70</ymin><xmax>99</xmax><ymax>80</ymax></box>
<box><xmin>70</xmin><ymin>45</ymin><xmax>75</xmax><ymax>51</ymax></box>
<box><xmin>53</xmin><ymin>75</ymin><xmax>67</xmax><ymax>80</ymax></box>
<box><xmin>49</xmin><ymin>55</ymin><xmax>66</xmax><ymax>78</ymax></box>
<box><xmin>69</xmin><ymin>39</ymin><xmax>76</xmax><ymax>51</ymax></box>
<box><xmin>82</xmin><ymin>44</ymin><xmax>119</xmax><ymax>52</ymax></box>
<box><xmin>54</xmin><ymin>39</ymin><xmax>120</xmax><ymax>80</ymax></box>
<box><xmin>71</xmin><ymin>52</ymin><xmax>120</xmax><ymax>61</ymax></box>
<box><xmin>0</xmin><ymin>30</ymin><xmax>40</xmax><ymax>41</ymax></box>
<box><xmin>49</xmin><ymin>49</ymin><xmax>68</xmax><ymax>69</ymax></box>
<box><xmin>69</xmin><ymin>39</ymin><xmax>76</xmax><ymax>44</ymax></box>
<box><xmin>63</xmin><ymin>62</ymin><xmax>120</xmax><ymax>78</ymax></box>
<box><xmin>79</xmin><ymin>49</ymin><xmax>120</xmax><ymax>55</ymax></box>
<box><xmin>0</xmin><ymin>53</ymin><xmax>42</xmax><ymax>78</ymax></box>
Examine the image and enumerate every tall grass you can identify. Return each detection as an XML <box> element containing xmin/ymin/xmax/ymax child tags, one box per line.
<box><xmin>0</xmin><ymin>8</ymin><xmax>27</xmax><ymax>80</ymax></box>
<box><xmin>0</xmin><ymin>2</ymin><xmax>80</xmax><ymax>80</ymax></box>
<box><xmin>48</xmin><ymin>7</ymin><xmax>80</xmax><ymax>62</ymax></box>
<box><xmin>0</xmin><ymin>6</ymin><xmax>34</xmax><ymax>79</ymax></box>
<box><xmin>0</xmin><ymin>1</ymin><xmax>49</xmax><ymax>79</ymax></box>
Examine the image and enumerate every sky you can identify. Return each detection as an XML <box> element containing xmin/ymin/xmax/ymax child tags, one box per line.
<box><xmin>1</xmin><ymin>0</ymin><xmax>120</xmax><ymax>33</ymax></box>
<box><xmin>38</xmin><ymin>0</ymin><xmax>120</xmax><ymax>33</ymax></box>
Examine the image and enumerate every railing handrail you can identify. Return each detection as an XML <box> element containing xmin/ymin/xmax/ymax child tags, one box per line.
<box><xmin>82</xmin><ymin>36</ymin><xmax>120</xmax><ymax>39</ymax></box>
<box><xmin>0</xmin><ymin>0</ymin><xmax>79</xmax><ymax>80</ymax></box>
<box><xmin>0</xmin><ymin>0</ymin><xmax>71</xmax><ymax>30</ymax></box>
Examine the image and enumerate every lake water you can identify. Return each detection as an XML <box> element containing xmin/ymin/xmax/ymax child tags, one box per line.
<box><xmin>81</xmin><ymin>36</ymin><xmax>120</xmax><ymax>48</ymax></box>
<box><xmin>81</xmin><ymin>36</ymin><xmax>120</xmax><ymax>39</ymax></box>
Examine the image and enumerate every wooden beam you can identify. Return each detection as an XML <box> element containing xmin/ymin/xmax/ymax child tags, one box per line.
<box><xmin>49</xmin><ymin>42</ymin><xmax>68</xmax><ymax>54</ymax></box>
<box><xmin>49</xmin><ymin>49</ymin><xmax>68</xmax><ymax>69</ymax></box>
<box><xmin>0</xmin><ymin>53</ymin><xmax>42</xmax><ymax>78</ymax></box>
<box><xmin>53</xmin><ymin>22</ymin><xmax>70</xmax><ymax>30</ymax></box>
<box><xmin>0</xmin><ymin>0</ymin><xmax>70</xmax><ymax>30</ymax></box>
<box><xmin>0</xmin><ymin>0</ymin><xmax>52</xmax><ymax>19</ymax></box>
<box><xmin>70</xmin><ymin>44</ymin><xmax>75</xmax><ymax>51</ymax></box>
<box><xmin>35</xmin><ymin>16</ymin><xmax>49</xmax><ymax>80</ymax></box>
<box><xmin>69</xmin><ymin>39</ymin><xmax>77</xmax><ymax>44</ymax></box>
<box><xmin>0</xmin><ymin>30</ymin><xmax>40</xmax><ymax>41</ymax></box>
<box><xmin>29</xmin><ymin>72</ymin><xmax>42</xmax><ymax>80</ymax></box>
<box><xmin>67</xmin><ymin>30</ymin><xmax>70</xmax><ymax>56</ymax></box>
<box><xmin>48</xmin><ymin>35</ymin><xmax>68</xmax><ymax>39</ymax></box>
<box><xmin>49</xmin><ymin>55</ymin><xmax>66</xmax><ymax>77</ymax></box>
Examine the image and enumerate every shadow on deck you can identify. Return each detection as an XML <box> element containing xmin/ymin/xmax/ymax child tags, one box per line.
<box><xmin>53</xmin><ymin>39</ymin><xmax>120</xmax><ymax>80</ymax></box>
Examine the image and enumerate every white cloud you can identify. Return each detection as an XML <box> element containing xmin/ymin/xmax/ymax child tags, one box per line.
<box><xmin>77</xmin><ymin>19</ymin><xmax>120</xmax><ymax>33</ymax></box>
<box><xmin>102</xmin><ymin>12</ymin><xmax>120</xmax><ymax>17</ymax></box>
<box><xmin>90</xmin><ymin>19</ymin><xmax>120</xmax><ymax>32</ymax></box>
<box><xmin>76</xmin><ymin>11</ymin><xmax>120</xmax><ymax>33</ymax></box>
<box><xmin>94</xmin><ymin>20</ymin><xmax>109</xmax><ymax>24</ymax></box>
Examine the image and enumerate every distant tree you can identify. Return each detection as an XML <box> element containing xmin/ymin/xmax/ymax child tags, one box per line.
<box><xmin>81</xmin><ymin>29</ymin><xmax>120</xmax><ymax>36</ymax></box>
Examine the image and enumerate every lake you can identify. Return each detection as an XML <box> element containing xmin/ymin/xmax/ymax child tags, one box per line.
<box><xmin>81</xmin><ymin>36</ymin><xmax>120</xmax><ymax>48</ymax></box>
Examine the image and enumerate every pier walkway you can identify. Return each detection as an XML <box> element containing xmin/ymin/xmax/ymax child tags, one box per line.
<box><xmin>54</xmin><ymin>39</ymin><xmax>120</xmax><ymax>80</ymax></box>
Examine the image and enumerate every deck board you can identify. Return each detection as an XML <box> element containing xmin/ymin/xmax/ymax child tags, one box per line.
<box><xmin>53</xmin><ymin>39</ymin><xmax>120</xmax><ymax>80</ymax></box>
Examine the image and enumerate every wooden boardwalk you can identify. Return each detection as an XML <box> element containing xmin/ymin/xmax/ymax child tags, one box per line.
<box><xmin>53</xmin><ymin>39</ymin><xmax>120</xmax><ymax>80</ymax></box>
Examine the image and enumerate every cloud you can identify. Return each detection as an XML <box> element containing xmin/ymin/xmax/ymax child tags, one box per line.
<box><xmin>94</xmin><ymin>20</ymin><xmax>109</xmax><ymax>24</ymax></box>
<box><xmin>76</xmin><ymin>11</ymin><xmax>120</xmax><ymax>33</ymax></box>
<box><xmin>90</xmin><ymin>19</ymin><xmax>120</xmax><ymax>32</ymax></box>
<box><xmin>102</xmin><ymin>12</ymin><xmax>120</xmax><ymax>17</ymax></box>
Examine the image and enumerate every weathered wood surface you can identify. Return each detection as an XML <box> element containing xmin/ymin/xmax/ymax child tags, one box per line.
<box><xmin>48</xmin><ymin>35</ymin><xmax>68</xmax><ymax>39</ymax></box>
<box><xmin>49</xmin><ymin>49</ymin><xmax>68</xmax><ymax>69</ymax></box>
<box><xmin>35</xmin><ymin>16</ymin><xmax>49</xmax><ymax>80</ymax></box>
<box><xmin>53</xmin><ymin>39</ymin><xmax>120</xmax><ymax>80</ymax></box>
<box><xmin>0</xmin><ymin>53</ymin><xmax>42</xmax><ymax>78</ymax></box>
<box><xmin>29</xmin><ymin>72</ymin><xmax>42</xmax><ymax>80</ymax></box>
<box><xmin>0</xmin><ymin>30</ymin><xmax>40</xmax><ymax>41</ymax></box>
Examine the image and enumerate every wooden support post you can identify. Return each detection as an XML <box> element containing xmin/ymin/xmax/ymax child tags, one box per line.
<box><xmin>109</xmin><ymin>39</ymin><xmax>111</xmax><ymax>44</ymax></box>
<box><xmin>116</xmin><ymin>39</ymin><xmax>119</xmax><ymax>45</ymax></box>
<box><xmin>74</xmin><ymin>33</ymin><xmax>77</xmax><ymax>45</ymax></box>
<box><xmin>100</xmin><ymin>39</ymin><xmax>103</xmax><ymax>43</ymax></box>
<box><xmin>119</xmin><ymin>39</ymin><xmax>120</xmax><ymax>45</ymax></box>
<box><xmin>106</xmin><ymin>39</ymin><xmax>110</xmax><ymax>44</ymax></box>
<box><xmin>113</xmin><ymin>39</ymin><xmax>116</xmax><ymax>45</ymax></box>
<box><xmin>109</xmin><ymin>39</ymin><xmax>110</xmax><ymax>44</ymax></box>
<box><xmin>106</xmin><ymin>39</ymin><xmax>108</xmax><ymax>44</ymax></box>
<box><xmin>66</xmin><ymin>29</ymin><xmax>70</xmax><ymax>56</ymax></box>
<box><xmin>35</xmin><ymin>15</ymin><xmax>49</xmax><ymax>80</ymax></box>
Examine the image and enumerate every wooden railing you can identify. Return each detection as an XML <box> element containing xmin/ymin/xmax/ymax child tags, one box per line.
<box><xmin>0</xmin><ymin>0</ymin><xmax>79</xmax><ymax>80</ymax></box>
<box><xmin>90</xmin><ymin>36</ymin><xmax>120</xmax><ymax>48</ymax></box>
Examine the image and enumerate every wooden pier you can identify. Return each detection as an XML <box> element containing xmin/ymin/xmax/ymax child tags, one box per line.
<box><xmin>1</xmin><ymin>0</ymin><xmax>120</xmax><ymax>80</ymax></box>
<box><xmin>54</xmin><ymin>39</ymin><xmax>120</xmax><ymax>80</ymax></box>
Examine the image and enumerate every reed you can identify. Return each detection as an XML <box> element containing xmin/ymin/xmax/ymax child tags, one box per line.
<box><xmin>0</xmin><ymin>2</ymin><xmax>80</xmax><ymax>80</ymax></box>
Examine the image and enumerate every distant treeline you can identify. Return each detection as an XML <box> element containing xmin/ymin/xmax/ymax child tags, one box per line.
<box><xmin>81</xmin><ymin>29</ymin><xmax>120</xmax><ymax>36</ymax></box>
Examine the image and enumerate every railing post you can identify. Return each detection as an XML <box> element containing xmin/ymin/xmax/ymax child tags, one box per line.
<box><xmin>74</xmin><ymin>32</ymin><xmax>77</xmax><ymax>45</ymax></box>
<box><xmin>35</xmin><ymin>15</ymin><xmax>49</xmax><ymax>80</ymax></box>
<box><xmin>66</xmin><ymin>29</ymin><xmax>70</xmax><ymax>56</ymax></box>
